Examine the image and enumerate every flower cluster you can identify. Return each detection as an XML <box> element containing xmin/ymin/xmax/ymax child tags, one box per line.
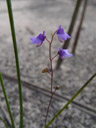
<box><xmin>30</xmin><ymin>25</ymin><xmax>72</xmax><ymax>59</ymax></box>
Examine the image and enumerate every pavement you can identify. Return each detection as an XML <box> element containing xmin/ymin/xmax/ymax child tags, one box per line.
<box><xmin>0</xmin><ymin>0</ymin><xmax>96</xmax><ymax>128</ymax></box>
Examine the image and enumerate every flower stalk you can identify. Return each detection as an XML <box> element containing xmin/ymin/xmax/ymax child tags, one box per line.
<box><xmin>45</xmin><ymin>33</ymin><xmax>59</xmax><ymax>125</ymax></box>
<box><xmin>30</xmin><ymin>25</ymin><xmax>73</xmax><ymax>126</ymax></box>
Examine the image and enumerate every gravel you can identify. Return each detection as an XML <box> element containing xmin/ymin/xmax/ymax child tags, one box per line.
<box><xmin>0</xmin><ymin>77</ymin><xmax>96</xmax><ymax>128</ymax></box>
<box><xmin>0</xmin><ymin>0</ymin><xmax>96</xmax><ymax>127</ymax></box>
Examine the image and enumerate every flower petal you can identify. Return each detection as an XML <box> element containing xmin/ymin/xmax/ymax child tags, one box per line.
<box><xmin>58</xmin><ymin>48</ymin><xmax>72</xmax><ymax>59</ymax></box>
<box><xmin>56</xmin><ymin>25</ymin><xmax>71</xmax><ymax>42</ymax></box>
<box><xmin>30</xmin><ymin>37</ymin><xmax>41</xmax><ymax>44</ymax></box>
<box><xmin>62</xmin><ymin>49</ymin><xmax>72</xmax><ymax>57</ymax></box>
<box><xmin>30</xmin><ymin>31</ymin><xmax>45</xmax><ymax>47</ymax></box>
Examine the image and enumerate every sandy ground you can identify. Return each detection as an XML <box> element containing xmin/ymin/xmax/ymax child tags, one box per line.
<box><xmin>0</xmin><ymin>0</ymin><xmax>96</xmax><ymax>127</ymax></box>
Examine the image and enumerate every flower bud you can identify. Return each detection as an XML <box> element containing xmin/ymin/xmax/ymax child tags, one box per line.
<box><xmin>55</xmin><ymin>86</ymin><xmax>60</xmax><ymax>90</ymax></box>
<box><xmin>41</xmin><ymin>67</ymin><xmax>48</xmax><ymax>73</ymax></box>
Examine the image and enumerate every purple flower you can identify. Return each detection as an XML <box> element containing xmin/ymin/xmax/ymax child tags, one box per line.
<box><xmin>56</xmin><ymin>25</ymin><xmax>71</xmax><ymax>42</ymax></box>
<box><xmin>30</xmin><ymin>31</ymin><xmax>45</xmax><ymax>47</ymax></box>
<box><xmin>58</xmin><ymin>48</ymin><xmax>72</xmax><ymax>59</ymax></box>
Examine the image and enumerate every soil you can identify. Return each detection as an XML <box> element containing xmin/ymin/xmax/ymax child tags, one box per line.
<box><xmin>0</xmin><ymin>0</ymin><xmax>96</xmax><ymax>127</ymax></box>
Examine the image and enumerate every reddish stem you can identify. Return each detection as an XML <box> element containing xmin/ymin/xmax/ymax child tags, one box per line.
<box><xmin>49</xmin><ymin>43</ymin><xmax>53</xmax><ymax>93</ymax></box>
<box><xmin>45</xmin><ymin>89</ymin><xmax>56</xmax><ymax>125</ymax></box>
<box><xmin>45</xmin><ymin>31</ymin><xmax>57</xmax><ymax>126</ymax></box>
<box><xmin>52</xmin><ymin>53</ymin><xmax>58</xmax><ymax>60</ymax></box>
<box><xmin>46</xmin><ymin>37</ymin><xmax>51</xmax><ymax>44</ymax></box>
<box><xmin>51</xmin><ymin>31</ymin><xmax>57</xmax><ymax>44</ymax></box>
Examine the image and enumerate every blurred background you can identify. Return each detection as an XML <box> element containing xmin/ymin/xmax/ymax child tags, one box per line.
<box><xmin>0</xmin><ymin>0</ymin><xmax>96</xmax><ymax>128</ymax></box>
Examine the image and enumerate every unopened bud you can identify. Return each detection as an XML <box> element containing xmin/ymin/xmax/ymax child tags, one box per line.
<box><xmin>41</xmin><ymin>67</ymin><xmax>48</xmax><ymax>73</ymax></box>
<box><xmin>56</xmin><ymin>86</ymin><xmax>60</xmax><ymax>90</ymax></box>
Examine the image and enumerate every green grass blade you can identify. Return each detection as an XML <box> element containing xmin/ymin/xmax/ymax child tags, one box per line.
<box><xmin>6</xmin><ymin>0</ymin><xmax>23</xmax><ymax>127</ymax></box>
<box><xmin>0</xmin><ymin>73</ymin><xmax>15</xmax><ymax>128</ymax></box>
<box><xmin>0</xmin><ymin>117</ymin><xmax>9</xmax><ymax>128</ymax></box>
<box><xmin>45</xmin><ymin>73</ymin><xmax>96</xmax><ymax>128</ymax></box>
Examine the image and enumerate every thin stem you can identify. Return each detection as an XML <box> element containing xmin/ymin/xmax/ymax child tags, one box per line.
<box><xmin>50</xmin><ymin>32</ymin><xmax>56</xmax><ymax>44</ymax></box>
<box><xmin>46</xmin><ymin>37</ymin><xmax>51</xmax><ymax>44</ymax></box>
<box><xmin>45</xmin><ymin>89</ymin><xmax>56</xmax><ymax>125</ymax></box>
<box><xmin>52</xmin><ymin>53</ymin><xmax>58</xmax><ymax>61</ymax></box>
<box><xmin>49</xmin><ymin>43</ymin><xmax>53</xmax><ymax>93</ymax></box>
<box><xmin>6</xmin><ymin>0</ymin><xmax>23</xmax><ymax>128</ymax></box>
<box><xmin>49</xmin><ymin>32</ymin><xmax>57</xmax><ymax>92</ymax></box>
<box><xmin>0</xmin><ymin>117</ymin><xmax>9</xmax><ymax>128</ymax></box>
<box><xmin>48</xmin><ymin>71</ymin><xmax>51</xmax><ymax>76</ymax></box>
<box><xmin>45</xmin><ymin>33</ymin><xmax>57</xmax><ymax>125</ymax></box>
<box><xmin>45</xmin><ymin>73</ymin><xmax>96</xmax><ymax>128</ymax></box>
<box><xmin>63</xmin><ymin>0</ymin><xmax>82</xmax><ymax>49</ymax></box>
<box><xmin>0</xmin><ymin>73</ymin><xmax>15</xmax><ymax>128</ymax></box>
<box><xmin>72</xmin><ymin>0</ymin><xmax>88</xmax><ymax>54</ymax></box>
